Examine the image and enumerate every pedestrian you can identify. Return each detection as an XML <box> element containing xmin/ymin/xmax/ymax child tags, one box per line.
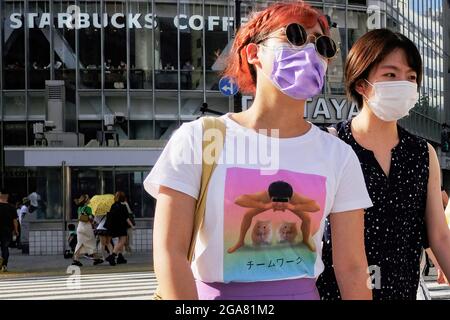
<box><xmin>14</xmin><ymin>197</ymin><xmax>29</xmax><ymax>249</ymax></box>
<box><xmin>0</xmin><ymin>190</ymin><xmax>19</xmax><ymax>272</ymax></box>
<box><xmin>144</xmin><ymin>1</ymin><xmax>373</xmax><ymax>300</ymax></box>
<box><xmin>72</xmin><ymin>194</ymin><xmax>102</xmax><ymax>266</ymax></box>
<box><xmin>317</xmin><ymin>28</ymin><xmax>450</xmax><ymax>300</ymax></box>
<box><xmin>104</xmin><ymin>191</ymin><xmax>134</xmax><ymax>266</ymax></box>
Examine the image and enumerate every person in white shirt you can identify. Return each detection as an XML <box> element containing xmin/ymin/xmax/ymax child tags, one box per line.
<box><xmin>144</xmin><ymin>2</ymin><xmax>372</xmax><ymax>300</ymax></box>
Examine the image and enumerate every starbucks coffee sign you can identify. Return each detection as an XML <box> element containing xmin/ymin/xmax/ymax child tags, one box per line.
<box><xmin>8</xmin><ymin>4</ymin><xmax>247</xmax><ymax>31</ymax></box>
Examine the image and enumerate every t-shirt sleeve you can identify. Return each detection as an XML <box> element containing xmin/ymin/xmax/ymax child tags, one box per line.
<box><xmin>143</xmin><ymin>122</ymin><xmax>202</xmax><ymax>200</ymax></box>
<box><xmin>85</xmin><ymin>206</ymin><xmax>93</xmax><ymax>216</ymax></box>
<box><xmin>331</xmin><ymin>146</ymin><xmax>373</xmax><ymax>213</ymax></box>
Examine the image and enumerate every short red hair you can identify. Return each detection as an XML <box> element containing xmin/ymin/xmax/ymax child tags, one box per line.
<box><xmin>223</xmin><ymin>1</ymin><xmax>329</xmax><ymax>95</ymax></box>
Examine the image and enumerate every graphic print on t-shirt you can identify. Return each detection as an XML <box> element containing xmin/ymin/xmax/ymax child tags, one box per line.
<box><xmin>223</xmin><ymin>167</ymin><xmax>326</xmax><ymax>282</ymax></box>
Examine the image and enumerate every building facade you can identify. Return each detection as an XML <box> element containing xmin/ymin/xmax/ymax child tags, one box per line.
<box><xmin>1</xmin><ymin>0</ymin><xmax>448</xmax><ymax>254</ymax></box>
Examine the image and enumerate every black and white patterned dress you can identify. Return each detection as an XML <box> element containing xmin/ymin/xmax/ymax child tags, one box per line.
<box><xmin>317</xmin><ymin>119</ymin><xmax>429</xmax><ymax>300</ymax></box>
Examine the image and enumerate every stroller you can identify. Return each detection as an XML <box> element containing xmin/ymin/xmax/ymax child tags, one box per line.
<box><xmin>64</xmin><ymin>223</ymin><xmax>77</xmax><ymax>259</ymax></box>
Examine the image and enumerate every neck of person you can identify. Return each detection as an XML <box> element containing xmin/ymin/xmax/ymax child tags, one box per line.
<box><xmin>351</xmin><ymin>104</ymin><xmax>399</xmax><ymax>148</ymax></box>
<box><xmin>232</xmin><ymin>83</ymin><xmax>311</xmax><ymax>139</ymax></box>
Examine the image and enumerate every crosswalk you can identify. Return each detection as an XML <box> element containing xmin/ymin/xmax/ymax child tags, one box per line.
<box><xmin>424</xmin><ymin>277</ymin><xmax>450</xmax><ymax>300</ymax></box>
<box><xmin>0</xmin><ymin>271</ymin><xmax>157</xmax><ymax>300</ymax></box>
<box><xmin>0</xmin><ymin>271</ymin><xmax>448</xmax><ymax>300</ymax></box>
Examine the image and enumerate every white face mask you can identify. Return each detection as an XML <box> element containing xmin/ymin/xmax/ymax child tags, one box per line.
<box><xmin>363</xmin><ymin>80</ymin><xmax>419</xmax><ymax>122</ymax></box>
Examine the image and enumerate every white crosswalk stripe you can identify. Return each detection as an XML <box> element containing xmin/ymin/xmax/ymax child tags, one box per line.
<box><xmin>3</xmin><ymin>272</ymin><xmax>447</xmax><ymax>300</ymax></box>
<box><xmin>0</xmin><ymin>272</ymin><xmax>157</xmax><ymax>300</ymax></box>
<box><xmin>425</xmin><ymin>277</ymin><xmax>450</xmax><ymax>300</ymax></box>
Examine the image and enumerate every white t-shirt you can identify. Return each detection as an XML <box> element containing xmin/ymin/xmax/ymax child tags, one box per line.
<box><xmin>144</xmin><ymin>114</ymin><xmax>372</xmax><ymax>283</ymax></box>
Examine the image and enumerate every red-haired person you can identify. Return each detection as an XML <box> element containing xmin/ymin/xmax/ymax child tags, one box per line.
<box><xmin>317</xmin><ymin>29</ymin><xmax>450</xmax><ymax>300</ymax></box>
<box><xmin>144</xmin><ymin>1</ymin><xmax>372</xmax><ymax>300</ymax></box>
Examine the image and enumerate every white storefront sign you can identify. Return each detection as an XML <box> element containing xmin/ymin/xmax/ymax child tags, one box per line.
<box><xmin>9</xmin><ymin>5</ymin><xmax>248</xmax><ymax>31</ymax></box>
<box><xmin>242</xmin><ymin>95</ymin><xmax>360</xmax><ymax>123</ymax></box>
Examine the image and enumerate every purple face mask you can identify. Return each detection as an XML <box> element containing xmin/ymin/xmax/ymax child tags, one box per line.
<box><xmin>266</xmin><ymin>43</ymin><xmax>327</xmax><ymax>100</ymax></box>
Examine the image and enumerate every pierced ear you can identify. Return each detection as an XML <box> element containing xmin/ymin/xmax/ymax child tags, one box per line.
<box><xmin>246</xmin><ymin>43</ymin><xmax>260</xmax><ymax>66</ymax></box>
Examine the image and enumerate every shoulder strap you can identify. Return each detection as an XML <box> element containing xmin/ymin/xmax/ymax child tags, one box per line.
<box><xmin>187</xmin><ymin>116</ymin><xmax>226</xmax><ymax>262</ymax></box>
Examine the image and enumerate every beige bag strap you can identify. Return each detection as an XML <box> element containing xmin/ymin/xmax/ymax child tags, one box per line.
<box><xmin>187</xmin><ymin>116</ymin><xmax>226</xmax><ymax>262</ymax></box>
<box><xmin>153</xmin><ymin>116</ymin><xmax>226</xmax><ymax>300</ymax></box>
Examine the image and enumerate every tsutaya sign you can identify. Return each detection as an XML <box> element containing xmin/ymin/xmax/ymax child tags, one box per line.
<box><xmin>9</xmin><ymin>5</ymin><xmax>248</xmax><ymax>31</ymax></box>
<box><xmin>242</xmin><ymin>95</ymin><xmax>360</xmax><ymax>123</ymax></box>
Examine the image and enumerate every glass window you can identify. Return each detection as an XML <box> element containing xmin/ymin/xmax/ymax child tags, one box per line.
<box><xmin>3</xmin><ymin>93</ymin><xmax>26</xmax><ymax>121</ymax></box>
<box><xmin>115</xmin><ymin>170</ymin><xmax>155</xmax><ymax>219</ymax></box>
<box><xmin>129</xmin><ymin>0</ymin><xmax>153</xmax><ymax>89</ymax></box>
<box><xmin>29</xmin><ymin>1</ymin><xmax>51</xmax><ymax>89</ymax></box>
<box><xmin>155</xmin><ymin>120</ymin><xmax>179</xmax><ymax>140</ymax></box>
<box><xmin>154</xmin><ymin>2</ymin><xmax>178</xmax><ymax>90</ymax></box>
<box><xmin>78</xmin><ymin>120</ymin><xmax>102</xmax><ymax>146</ymax></box>
<box><xmin>28</xmin><ymin>167</ymin><xmax>62</xmax><ymax>220</ymax></box>
<box><xmin>324</xmin><ymin>7</ymin><xmax>346</xmax><ymax>95</ymax></box>
<box><xmin>348</xmin><ymin>0</ymin><xmax>367</xmax><ymax>5</ymax></box>
<box><xmin>4</xmin><ymin>121</ymin><xmax>27</xmax><ymax>146</ymax></box>
<box><xmin>181</xmin><ymin>92</ymin><xmax>203</xmax><ymax>120</ymax></box>
<box><xmin>130</xmin><ymin>120</ymin><xmax>154</xmax><ymax>140</ymax></box>
<box><xmin>79</xmin><ymin>94</ymin><xmax>102</xmax><ymax>120</ymax></box>
<box><xmin>105</xmin><ymin>0</ymin><xmax>127</xmax><ymax>90</ymax></box>
<box><xmin>130</xmin><ymin>92</ymin><xmax>153</xmax><ymax>139</ymax></box>
<box><xmin>155</xmin><ymin>92</ymin><xmax>178</xmax><ymax>117</ymax></box>
<box><xmin>3</xmin><ymin>1</ymin><xmax>26</xmax><ymax>89</ymax></box>
<box><xmin>28</xmin><ymin>92</ymin><xmax>46</xmax><ymax>120</ymax></box>
<box><xmin>79</xmin><ymin>1</ymin><xmax>101</xmax><ymax>89</ymax></box>
<box><xmin>3</xmin><ymin>167</ymin><xmax>28</xmax><ymax>205</ymax></box>
<box><xmin>347</xmin><ymin>10</ymin><xmax>369</xmax><ymax>51</ymax></box>
<box><xmin>204</xmin><ymin>92</ymin><xmax>231</xmax><ymax>115</ymax></box>
<box><xmin>129</xmin><ymin>172</ymin><xmax>144</xmax><ymax>218</ymax></box>
<box><xmin>205</xmin><ymin>2</ymin><xmax>232</xmax><ymax>91</ymax></box>
<box><xmin>179</xmin><ymin>1</ymin><xmax>203</xmax><ymax>91</ymax></box>
<box><xmin>53</xmin><ymin>1</ymin><xmax>76</xmax><ymax>88</ymax></box>
<box><xmin>104</xmin><ymin>93</ymin><xmax>128</xmax><ymax>138</ymax></box>
<box><xmin>130</xmin><ymin>92</ymin><xmax>153</xmax><ymax>120</ymax></box>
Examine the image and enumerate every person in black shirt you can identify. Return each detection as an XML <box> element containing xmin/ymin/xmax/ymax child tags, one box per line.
<box><xmin>317</xmin><ymin>29</ymin><xmax>450</xmax><ymax>300</ymax></box>
<box><xmin>0</xmin><ymin>190</ymin><xmax>19</xmax><ymax>272</ymax></box>
<box><xmin>104</xmin><ymin>191</ymin><xmax>134</xmax><ymax>265</ymax></box>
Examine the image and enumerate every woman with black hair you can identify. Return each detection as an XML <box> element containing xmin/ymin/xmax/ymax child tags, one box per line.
<box><xmin>104</xmin><ymin>191</ymin><xmax>134</xmax><ymax>266</ymax></box>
